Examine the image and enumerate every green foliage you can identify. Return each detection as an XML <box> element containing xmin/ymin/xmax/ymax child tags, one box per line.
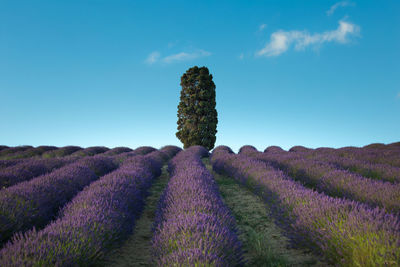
<box><xmin>176</xmin><ymin>66</ymin><xmax>218</xmax><ymax>150</ymax></box>
<box><xmin>202</xmin><ymin>158</ymin><xmax>321</xmax><ymax>267</ymax></box>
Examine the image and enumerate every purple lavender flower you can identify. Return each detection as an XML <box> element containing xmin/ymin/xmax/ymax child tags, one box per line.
<box><xmin>212</xmin><ymin>148</ymin><xmax>400</xmax><ymax>266</ymax></box>
<box><xmin>133</xmin><ymin>146</ymin><xmax>157</xmax><ymax>155</ymax></box>
<box><xmin>0</xmin><ymin>156</ymin><xmax>116</xmax><ymax>245</ymax></box>
<box><xmin>103</xmin><ymin>147</ymin><xmax>133</xmax><ymax>155</ymax></box>
<box><xmin>263</xmin><ymin>146</ymin><xmax>285</xmax><ymax>153</ymax></box>
<box><xmin>0</xmin><ymin>146</ymin><xmax>33</xmax><ymax>159</ymax></box>
<box><xmin>0</xmin><ymin>158</ymin><xmax>77</xmax><ymax>188</ymax></box>
<box><xmin>42</xmin><ymin>146</ymin><xmax>82</xmax><ymax>158</ymax></box>
<box><xmin>211</xmin><ymin>145</ymin><xmax>234</xmax><ymax>156</ymax></box>
<box><xmin>152</xmin><ymin>146</ymin><xmax>243</xmax><ymax>266</ymax></box>
<box><xmin>70</xmin><ymin>146</ymin><xmax>109</xmax><ymax>157</ymax></box>
<box><xmin>247</xmin><ymin>151</ymin><xmax>400</xmax><ymax>213</ymax></box>
<box><xmin>238</xmin><ymin>145</ymin><xmax>258</xmax><ymax>155</ymax></box>
<box><xmin>0</xmin><ymin>150</ymin><xmax>173</xmax><ymax>266</ymax></box>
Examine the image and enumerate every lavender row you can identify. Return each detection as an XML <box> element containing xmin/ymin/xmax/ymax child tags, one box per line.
<box><xmin>0</xmin><ymin>146</ymin><xmax>58</xmax><ymax>160</ymax></box>
<box><xmin>44</xmin><ymin>146</ymin><xmax>155</xmax><ymax>159</ymax></box>
<box><xmin>331</xmin><ymin>144</ymin><xmax>400</xmax><ymax>167</ymax></box>
<box><xmin>0</xmin><ymin>157</ymin><xmax>78</xmax><ymax>189</ymax></box>
<box><xmin>102</xmin><ymin>146</ymin><xmax>133</xmax><ymax>155</ymax></box>
<box><xmin>112</xmin><ymin>146</ymin><xmax>158</xmax><ymax>165</ymax></box>
<box><xmin>246</xmin><ymin>150</ymin><xmax>400</xmax><ymax>214</ymax></box>
<box><xmin>70</xmin><ymin>146</ymin><xmax>110</xmax><ymax>157</ymax></box>
<box><xmin>211</xmin><ymin>147</ymin><xmax>400</xmax><ymax>266</ymax></box>
<box><xmin>327</xmin><ymin>154</ymin><xmax>400</xmax><ymax>183</ymax></box>
<box><xmin>0</xmin><ymin>159</ymin><xmax>22</xmax><ymax>170</ymax></box>
<box><xmin>265</xmin><ymin>143</ymin><xmax>400</xmax><ymax>169</ymax></box>
<box><xmin>0</xmin><ymin>156</ymin><xmax>117</xmax><ymax>245</ymax></box>
<box><xmin>262</xmin><ymin>146</ymin><xmax>400</xmax><ymax>184</ymax></box>
<box><xmin>0</xmin><ymin>149</ymin><xmax>177</xmax><ymax>266</ymax></box>
<box><xmin>299</xmin><ymin>148</ymin><xmax>400</xmax><ymax>184</ymax></box>
<box><xmin>42</xmin><ymin>146</ymin><xmax>82</xmax><ymax>158</ymax></box>
<box><xmin>152</xmin><ymin>146</ymin><xmax>243</xmax><ymax>266</ymax></box>
<box><xmin>158</xmin><ymin>145</ymin><xmax>183</xmax><ymax>158</ymax></box>
<box><xmin>281</xmin><ymin>144</ymin><xmax>400</xmax><ymax>182</ymax></box>
<box><xmin>0</xmin><ymin>146</ymin><xmax>33</xmax><ymax>159</ymax></box>
<box><xmin>3</xmin><ymin>146</ymin><xmax>58</xmax><ymax>160</ymax></box>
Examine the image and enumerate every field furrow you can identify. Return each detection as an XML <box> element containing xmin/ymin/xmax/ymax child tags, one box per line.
<box><xmin>0</xmin><ymin>148</ymin><xmax>178</xmax><ymax>266</ymax></box>
<box><xmin>100</xmin><ymin>164</ymin><xmax>171</xmax><ymax>266</ymax></box>
<box><xmin>151</xmin><ymin>146</ymin><xmax>244</xmax><ymax>266</ymax></box>
<box><xmin>203</xmin><ymin>157</ymin><xmax>326</xmax><ymax>267</ymax></box>
<box><xmin>305</xmin><ymin>150</ymin><xmax>400</xmax><ymax>183</ymax></box>
<box><xmin>279</xmin><ymin>148</ymin><xmax>400</xmax><ymax>183</ymax></box>
<box><xmin>242</xmin><ymin>150</ymin><xmax>400</xmax><ymax>213</ymax></box>
<box><xmin>0</xmin><ymin>157</ymin><xmax>78</xmax><ymax>189</ymax></box>
<box><xmin>0</xmin><ymin>156</ymin><xmax>117</xmax><ymax>245</ymax></box>
<box><xmin>211</xmin><ymin>147</ymin><xmax>400</xmax><ymax>266</ymax></box>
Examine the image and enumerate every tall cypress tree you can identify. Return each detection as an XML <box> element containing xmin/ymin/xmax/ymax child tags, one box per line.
<box><xmin>176</xmin><ymin>66</ymin><xmax>218</xmax><ymax>150</ymax></box>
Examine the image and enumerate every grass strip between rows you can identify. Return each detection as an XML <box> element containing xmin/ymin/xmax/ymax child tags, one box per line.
<box><xmin>0</xmin><ymin>156</ymin><xmax>117</xmax><ymax>245</ymax></box>
<box><xmin>100</xmin><ymin>164</ymin><xmax>171</xmax><ymax>266</ymax></box>
<box><xmin>0</xmin><ymin>157</ymin><xmax>78</xmax><ymax>189</ymax></box>
<box><xmin>151</xmin><ymin>146</ymin><xmax>244</xmax><ymax>266</ymax></box>
<box><xmin>242</xmin><ymin>150</ymin><xmax>400</xmax><ymax>214</ymax></box>
<box><xmin>203</xmin><ymin>158</ymin><xmax>327</xmax><ymax>267</ymax></box>
<box><xmin>203</xmin><ymin>158</ymin><xmax>325</xmax><ymax>267</ymax></box>
<box><xmin>0</xmin><ymin>148</ymin><xmax>180</xmax><ymax>266</ymax></box>
<box><xmin>211</xmin><ymin>147</ymin><xmax>400</xmax><ymax>266</ymax></box>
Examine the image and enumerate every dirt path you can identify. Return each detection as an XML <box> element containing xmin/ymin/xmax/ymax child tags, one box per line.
<box><xmin>100</xmin><ymin>165</ymin><xmax>170</xmax><ymax>266</ymax></box>
<box><xmin>203</xmin><ymin>158</ymin><xmax>327</xmax><ymax>267</ymax></box>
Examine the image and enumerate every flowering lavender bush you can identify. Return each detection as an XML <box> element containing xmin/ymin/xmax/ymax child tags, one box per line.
<box><xmin>103</xmin><ymin>147</ymin><xmax>133</xmax><ymax>155</ymax></box>
<box><xmin>4</xmin><ymin>146</ymin><xmax>58</xmax><ymax>159</ymax></box>
<box><xmin>0</xmin><ymin>150</ymin><xmax>170</xmax><ymax>266</ymax></box>
<box><xmin>0</xmin><ymin>159</ymin><xmax>21</xmax><ymax>170</ymax></box>
<box><xmin>211</xmin><ymin>149</ymin><xmax>400</xmax><ymax>266</ymax></box>
<box><xmin>303</xmin><ymin>146</ymin><xmax>400</xmax><ymax>181</ymax></box>
<box><xmin>288</xmin><ymin>145</ymin><xmax>311</xmax><ymax>152</ymax></box>
<box><xmin>0</xmin><ymin>157</ymin><xmax>77</xmax><ymax>189</ymax></box>
<box><xmin>134</xmin><ymin>146</ymin><xmax>157</xmax><ymax>155</ymax></box>
<box><xmin>0</xmin><ymin>146</ymin><xmax>33</xmax><ymax>159</ymax></box>
<box><xmin>328</xmin><ymin>156</ymin><xmax>400</xmax><ymax>183</ymax></box>
<box><xmin>211</xmin><ymin>145</ymin><xmax>234</xmax><ymax>156</ymax></box>
<box><xmin>0</xmin><ymin>156</ymin><xmax>116</xmax><ymax>245</ymax></box>
<box><xmin>238</xmin><ymin>145</ymin><xmax>258</xmax><ymax>154</ymax></box>
<box><xmin>263</xmin><ymin>146</ymin><xmax>285</xmax><ymax>153</ymax></box>
<box><xmin>248</xmin><ymin>152</ymin><xmax>400</xmax><ymax>214</ymax></box>
<box><xmin>159</xmin><ymin>145</ymin><xmax>182</xmax><ymax>158</ymax></box>
<box><xmin>112</xmin><ymin>146</ymin><xmax>161</xmax><ymax>165</ymax></box>
<box><xmin>70</xmin><ymin>146</ymin><xmax>109</xmax><ymax>157</ymax></box>
<box><xmin>42</xmin><ymin>146</ymin><xmax>82</xmax><ymax>158</ymax></box>
<box><xmin>152</xmin><ymin>146</ymin><xmax>243</xmax><ymax>266</ymax></box>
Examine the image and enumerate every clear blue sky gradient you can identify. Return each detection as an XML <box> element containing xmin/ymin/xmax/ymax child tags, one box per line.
<box><xmin>1</xmin><ymin>0</ymin><xmax>399</xmax><ymax>152</ymax></box>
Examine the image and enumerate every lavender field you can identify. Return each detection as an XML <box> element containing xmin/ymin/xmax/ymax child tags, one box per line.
<box><xmin>0</xmin><ymin>143</ymin><xmax>399</xmax><ymax>266</ymax></box>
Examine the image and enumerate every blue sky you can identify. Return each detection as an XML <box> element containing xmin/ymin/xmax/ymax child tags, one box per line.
<box><xmin>1</xmin><ymin>0</ymin><xmax>399</xmax><ymax>152</ymax></box>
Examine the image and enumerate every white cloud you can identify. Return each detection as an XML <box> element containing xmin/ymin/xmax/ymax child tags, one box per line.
<box><xmin>239</xmin><ymin>53</ymin><xmax>244</xmax><ymax>60</ymax></box>
<box><xmin>167</xmin><ymin>41</ymin><xmax>179</xmax><ymax>48</ymax></box>
<box><xmin>397</xmin><ymin>92</ymin><xmax>400</xmax><ymax>98</ymax></box>
<box><xmin>162</xmin><ymin>50</ymin><xmax>211</xmax><ymax>63</ymax></box>
<box><xmin>259</xmin><ymin>24</ymin><xmax>267</xmax><ymax>31</ymax></box>
<box><xmin>145</xmin><ymin>49</ymin><xmax>211</xmax><ymax>65</ymax></box>
<box><xmin>256</xmin><ymin>20</ymin><xmax>360</xmax><ymax>57</ymax></box>
<box><xmin>145</xmin><ymin>51</ymin><xmax>160</xmax><ymax>64</ymax></box>
<box><xmin>327</xmin><ymin>1</ymin><xmax>354</xmax><ymax>16</ymax></box>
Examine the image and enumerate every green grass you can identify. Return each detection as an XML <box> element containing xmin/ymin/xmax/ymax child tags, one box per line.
<box><xmin>100</xmin><ymin>159</ymin><xmax>328</xmax><ymax>266</ymax></box>
<box><xmin>203</xmin><ymin>158</ymin><xmax>327</xmax><ymax>267</ymax></box>
<box><xmin>99</xmin><ymin>165</ymin><xmax>170</xmax><ymax>266</ymax></box>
